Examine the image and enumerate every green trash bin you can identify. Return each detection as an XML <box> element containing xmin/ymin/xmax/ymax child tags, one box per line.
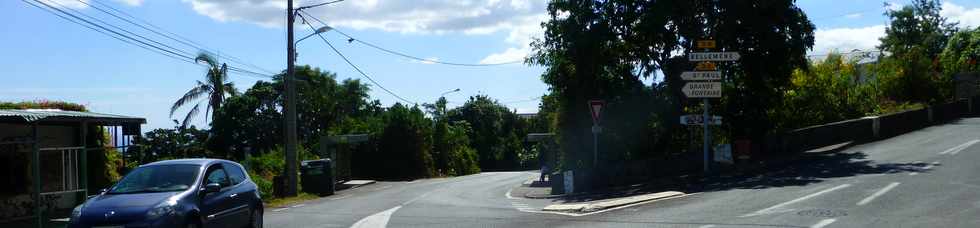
<box><xmin>300</xmin><ymin>159</ymin><xmax>335</xmax><ymax>196</ymax></box>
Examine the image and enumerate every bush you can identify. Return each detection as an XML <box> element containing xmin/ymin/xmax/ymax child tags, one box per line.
<box><xmin>243</xmin><ymin>145</ymin><xmax>317</xmax><ymax>200</ymax></box>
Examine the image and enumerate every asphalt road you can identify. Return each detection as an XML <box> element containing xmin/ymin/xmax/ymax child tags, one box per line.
<box><xmin>265</xmin><ymin>117</ymin><xmax>980</xmax><ymax>228</ymax></box>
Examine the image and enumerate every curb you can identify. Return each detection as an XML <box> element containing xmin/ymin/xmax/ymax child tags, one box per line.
<box><xmin>542</xmin><ymin>191</ymin><xmax>686</xmax><ymax>213</ymax></box>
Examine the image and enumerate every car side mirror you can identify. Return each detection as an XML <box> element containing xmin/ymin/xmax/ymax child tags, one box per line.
<box><xmin>202</xmin><ymin>183</ymin><xmax>221</xmax><ymax>194</ymax></box>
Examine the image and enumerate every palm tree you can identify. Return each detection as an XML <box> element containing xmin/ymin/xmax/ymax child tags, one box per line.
<box><xmin>170</xmin><ymin>53</ymin><xmax>239</xmax><ymax>128</ymax></box>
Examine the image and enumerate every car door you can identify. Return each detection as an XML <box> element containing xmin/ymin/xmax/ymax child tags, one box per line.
<box><xmin>200</xmin><ymin>164</ymin><xmax>235</xmax><ymax>228</ymax></box>
<box><xmin>223</xmin><ymin>162</ymin><xmax>253</xmax><ymax>227</ymax></box>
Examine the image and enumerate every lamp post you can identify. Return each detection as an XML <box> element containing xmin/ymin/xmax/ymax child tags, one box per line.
<box><xmin>285</xmin><ymin>0</ymin><xmax>342</xmax><ymax>197</ymax></box>
<box><xmin>440</xmin><ymin>88</ymin><xmax>461</xmax><ymax>97</ymax></box>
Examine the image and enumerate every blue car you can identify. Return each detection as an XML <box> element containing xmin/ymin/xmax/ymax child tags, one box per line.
<box><xmin>69</xmin><ymin>159</ymin><xmax>263</xmax><ymax>228</ymax></box>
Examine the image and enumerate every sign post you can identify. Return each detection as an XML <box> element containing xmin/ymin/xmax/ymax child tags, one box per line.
<box><xmin>588</xmin><ymin>100</ymin><xmax>604</xmax><ymax>168</ymax></box>
<box><xmin>683</xmin><ymin>40</ymin><xmax>739</xmax><ymax>173</ymax></box>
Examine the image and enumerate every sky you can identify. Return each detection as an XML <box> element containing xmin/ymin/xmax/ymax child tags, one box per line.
<box><xmin>2</xmin><ymin>0</ymin><xmax>980</xmax><ymax>131</ymax></box>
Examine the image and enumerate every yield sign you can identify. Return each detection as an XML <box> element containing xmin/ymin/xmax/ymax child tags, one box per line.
<box><xmin>589</xmin><ymin>99</ymin><xmax>605</xmax><ymax>125</ymax></box>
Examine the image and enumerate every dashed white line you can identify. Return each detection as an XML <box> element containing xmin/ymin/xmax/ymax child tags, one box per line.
<box><xmin>272</xmin><ymin>208</ymin><xmax>289</xmax><ymax>212</ymax></box>
<box><xmin>741</xmin><ymin>184</ymin><xmax>851</xmax><ymax>217</ymax></box>
<box><xmin>857</xmin><ymin>182</ymin><xmax>900</xmax><ymax>206</ymax></box>
<box><xmin>811</xmin><ymin>218</ymin><xmax>837</xmax><ymax>228</ymax></box>
<box><xmin>290</xmin><ymin>204</ymin><xmax>305</xmax><ymax>208</ymax></box>
<box><xmin>698</xmin><ymin>225</ymin><xmax>717</xmax><ymax>228</ymax></box>
<box><xmin>940</xmin><ymin>139</ymin><xmax>979</xmax><ymax>155</ymax></box>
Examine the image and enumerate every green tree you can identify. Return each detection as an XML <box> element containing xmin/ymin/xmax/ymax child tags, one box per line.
<box><xmin>879</xmin><ymin>0</ymin><xmax>958</xmax><ymax>60</ymax></box>
<box><xmin>374</xmin><ymin>103</ymin><xmax>435</xmax><ymax>179</ymax></box>
<box><xmin>940</xmin><ymin>28</ymin><xmax>980</xmax><ymax>76</ymax></box>
<box><xmin>877</xmin><ymin>0</ymin><xmax>958</xmax><ymax>103</ymax></box>
<box><xmin>530</xmin><ymin>0</ymin><xmax>814</xmax><ymax>170</ymax></box>
<box><xmin>209</xmin><ymin>65</ymin><xmax>376</xmax><ymax>159</ymax></box>
<box><xmin>170</xmin><ymin>53</ymin><xmax>239</xmax><ymax>127</ymax></box>
<box><xmin>776</xmin><ymin>53</ymin><xmax>880</xmax><ymax>130</ymax></box>
<box><xmin>447</xmin><ymin>95</ymin><xmax>524</xmax><ymax>170</ymax></box>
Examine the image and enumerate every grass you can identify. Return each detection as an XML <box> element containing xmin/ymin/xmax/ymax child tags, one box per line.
<box><xmin>263</xmin><ymin>192</ymin><xmax>322</xmax><ymax>208</ymax></box>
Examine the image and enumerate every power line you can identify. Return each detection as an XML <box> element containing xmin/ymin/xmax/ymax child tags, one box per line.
<box><xmin>82</xmin><ymin>0</ymin><xmax>278</xmax><ymax>75</ymax></box>
<box><xmin>298</xmin><ymin>10</ymin><xmax>524</xmax><ymax>67</ymax></box>
<box><xmin>298</xmin><ymin>14</ymin><xmax>417</xmax><ymax>105</ymax></box>
<box><xmin>29</xmin><ymin>0</ymin><xmax>195</xmax><ymax>61</ymax></box>
<box><xmin>23</xmin><ymin>0</ymin><xmax>274</xmax><ymax>79</ymax></box>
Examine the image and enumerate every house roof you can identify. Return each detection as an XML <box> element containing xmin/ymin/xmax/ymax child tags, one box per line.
<box><xmin>0</xmin><ymin>109</ymin><xmax>146</xmax><ymax>124</ymax></box>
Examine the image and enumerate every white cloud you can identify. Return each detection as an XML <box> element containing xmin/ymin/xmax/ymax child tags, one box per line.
<box><xmin>885</xmin><ymin>1</ymin><xmax>904</xmax><ymax>11</ymax></box>
<box><xmin>480</xmin><ymin>47</ymin><xmax>528</xmax><ymax>64</ymax></box>
<box><xmin>114</xmin><ymin>0</ymin><xmax>143</xmax><ymax>6</ymax></box>
<box><xmin>181</xmin><ymin>0</ymin><xmax>547</xmax><ymax>64</ymax></box>
<box><xmin>844</xmin><ymin>13</ymin><xmax>862</xmax><ymax>19</ymax></box>
<box><xmin>411</xmin><ymin>57</ymin><xmax>440</xmax><ymax>65</ymax></box>
<box><xmin>942</xmin><ymin>1</ymin><xmax>980</xmax><ymax>28</ymax></box>
<box><xmin>181</xmin><ymin>0</ymin><xmax>547</xmax><ymax>32</ymax></box>
<box><xmin>812</xmin><ymin>25</ymin><xmax>887</xmax><ymax>55</ymax></box>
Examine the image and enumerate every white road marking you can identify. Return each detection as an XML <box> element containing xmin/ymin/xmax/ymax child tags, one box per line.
<box><xmin>272</xmin><ymin>208</ymin><xmax>289</xmax><ymax>212</ymax></box>
<box><xmin>811</xmin><ymin>218</ymin><xmax>837</xmax><ymax>228</ymax></box>
<box><xmin>698</xmin><ymin>225</ymin><xmax>717</xmax><ymax>228</ymax></box>
<box><xmin>857</xmin><ymin>182</ymin><xmax>900</xmax><ymax>206</ymax></box>
<box><xmin>940</xmin><ymin>139</ymin><xmax>979</xmax><ymax>155</ymax></box>
<box><xmin>330</xmin><ymin>195</ymin><xmax>351</xmax><ymax>201</ymax></box>
<box><xmin>741</xmin><ymin>184</ymin><xmax>851</xmax><ymax>217</ymax></box>
<box><xmin>290</xmin><ymin>204</ymin><xmax>305</xmax><ymax>208</ymax></box>
<box><xmin>349</xmin><ymin>206</ymin><xmax>401</xmax><ymax>228</ymax></box>
<box><xmin>505</xmin><ymin>188</ymin><xmax>517</xmax><ymax>199</ymax></box>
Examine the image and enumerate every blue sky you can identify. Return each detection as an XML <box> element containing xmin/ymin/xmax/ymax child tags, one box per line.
<box><xmin>2</xmin><ymin>0</ymin><xmax>980</xmax><ymax>131</ymax></box>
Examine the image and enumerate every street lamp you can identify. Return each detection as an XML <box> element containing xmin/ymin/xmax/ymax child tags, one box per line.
<box><xmin>441</xmin><ymin>88</ymin><xmax>461</xmax><ymax>97</ymax></box>
<box><xmin>296</xmin><ymin>26</ymin><xmax>332</xmax><ymax>44</ymax></box>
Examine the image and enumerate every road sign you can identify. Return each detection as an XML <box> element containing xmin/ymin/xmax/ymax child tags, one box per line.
<box><xmin>696</xmin><ymin>40</ymin><xmax>716</xmax><ymax>49</ymax></box>
<box><xmin>680</xmin><ymin>115</ymin><xmax>722</xmax><ymax>125</ymax></box>
<box><xmin>683</xmin><ymin>82</ymin><xmax>722</xmax><ymax>98</ymax></box>
<box><xmin>689</xmin><ymin>52</ymin><xmax>741</xmax><ymax>61</ymax></box>
<box><xmin>681</xmin><ymin>71</ymin><xmax>722</xmax><ymax>81</ymax></box>
<box><xmin>695</xmin><ymin>62</ymin><xmax>717</xmax><ymax>71</ymax></box>
<box><xmin>588</xmin><ymin>100</ymin><xmax>605</xmax><ymax>125</ymax></box>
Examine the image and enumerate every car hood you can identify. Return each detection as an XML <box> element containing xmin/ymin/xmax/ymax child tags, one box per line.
<box><xmin>86</xmin><ymin>191</ymin><xmax>180</xmax><ymax>209</ymax></box>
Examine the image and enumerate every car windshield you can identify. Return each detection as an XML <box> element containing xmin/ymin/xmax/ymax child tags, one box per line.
<box><xmin>108</xmin><ymin>164</ymin><xmax>201</xmax><ymax>194</ymax></box>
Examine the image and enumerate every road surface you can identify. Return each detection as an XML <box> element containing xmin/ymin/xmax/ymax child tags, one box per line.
<box><xmin>265</xmin><ymin>118</ymin><xmax>980</xmax><ymax>228</ymax></box>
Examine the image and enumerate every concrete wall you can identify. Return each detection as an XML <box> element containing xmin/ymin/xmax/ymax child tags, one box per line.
<box><xmin>772</xmin><ymin>98</ymin><xmax>976</xmax><ymax>154</ymax></box>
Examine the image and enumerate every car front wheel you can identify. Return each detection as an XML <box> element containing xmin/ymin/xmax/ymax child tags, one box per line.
<box><xmin>250</xmin><ymin>207</ymin><xmax>263</xmax><ymax>228</ymax></box>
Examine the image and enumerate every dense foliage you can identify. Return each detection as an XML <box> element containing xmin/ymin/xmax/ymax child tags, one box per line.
<box><xmin>530</xmin><ymin>0</ymin><xmax>814</xmax><ymax>170</ymax></box>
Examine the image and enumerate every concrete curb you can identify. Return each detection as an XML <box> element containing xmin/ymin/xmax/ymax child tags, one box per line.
<box><xmin>542</xmin><ymin>191</ymin><xmax>685</xmax><ymax>213</ymax></box>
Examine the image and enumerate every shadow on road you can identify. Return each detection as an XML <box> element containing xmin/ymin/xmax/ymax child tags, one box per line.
<box><xmin>553</xmin><ymin>151</ymin><xmax>932</xmax><ymax>204</ymax></box>
<box><xmin>690</xmin><ymin>151</ymin><xmax>928</xmax><ymax>193</ymax></box>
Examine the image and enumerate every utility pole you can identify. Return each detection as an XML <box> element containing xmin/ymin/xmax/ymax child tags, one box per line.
<box><xmin>284</xmin><ymin>0</ymin><xmax>299</xmax><ymax>197</ymax></box>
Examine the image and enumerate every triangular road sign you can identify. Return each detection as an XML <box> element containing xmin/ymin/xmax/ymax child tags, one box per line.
<box><xmin>589</xmin><ymin>100</ymin><xmax>605</xmax><ymax>125</ymax></box>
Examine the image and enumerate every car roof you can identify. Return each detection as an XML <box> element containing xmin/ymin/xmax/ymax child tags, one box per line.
<box><xmin>142</xmin><ymin>158</ymin><xmax>234</xmax><ymax>167</ymax></box>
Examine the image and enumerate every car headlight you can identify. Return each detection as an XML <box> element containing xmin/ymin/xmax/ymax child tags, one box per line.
<box><xmin>70</xmin><ymin>204</ymin><xmax>83</xmax><ymax>220</ymax></box>
<box><xmin>145</xmin><ymin>202</ymin><xmax>176</xmax><ymax>220</ymax></box>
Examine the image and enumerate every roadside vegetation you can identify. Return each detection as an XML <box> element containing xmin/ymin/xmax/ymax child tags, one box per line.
<box><xmin>8</xmin><ymin>0</ymin><xmax>980</xmax><ymax>202</ymax></box>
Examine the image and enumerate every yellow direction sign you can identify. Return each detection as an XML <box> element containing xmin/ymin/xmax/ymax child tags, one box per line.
<box><xmin>696</xmin><ymin>40</ymin><xmax>716</xmax><ymax>49</ymax></box>
<box><xmin>695</xmin><ymin>62</ymin><xmax>717</xmax><ymax>71</ymax></box>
